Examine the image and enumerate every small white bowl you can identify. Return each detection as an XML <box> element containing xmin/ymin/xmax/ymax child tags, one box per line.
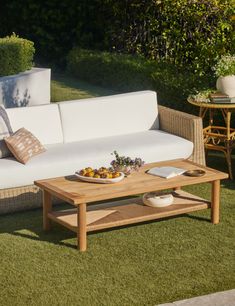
<box><xmin>143</xmin><ymin>192</ymin><xmax>174</xmax><ymax>208</ymax></box>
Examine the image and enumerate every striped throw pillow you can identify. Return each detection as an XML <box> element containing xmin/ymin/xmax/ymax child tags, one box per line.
<box><xmin>0</xmin><ymin>105</ymin><xmax>13</xmax><ymax>158</ymax></box>
<box><xmin>4</xmin><ymin>128</ymin><xmax>46</xmax><ymax>164</ymax></box>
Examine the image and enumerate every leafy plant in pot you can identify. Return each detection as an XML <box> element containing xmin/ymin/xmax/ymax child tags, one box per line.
<box><xmin>214</xmin><ymin>55</ymin><xmax>235</xmax><ymax>97</ymax></box>
<box><xmin>110</xmin><ymin>151</ymin><xmax>144</xmax><ymax>176</ymax></box>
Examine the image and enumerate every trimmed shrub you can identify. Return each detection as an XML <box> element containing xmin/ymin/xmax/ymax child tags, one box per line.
<box><xmin>0</xmin><ymin>33</ymin><xmax>35</xmax><ymax>76</ymax></box>
<box><xmin>67</xmin><ymin>48</ymin><xmax>214</xmax><ymax>111</ymax></box>
<box><xmin>67</xmin><ymin>48</ymin><xmax>153</xmax><ymax>91</ymax></box>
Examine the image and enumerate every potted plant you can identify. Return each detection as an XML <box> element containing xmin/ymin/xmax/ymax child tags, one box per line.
<box><xmin>188</xmin><ymin>89</ymin><xmax>214</xmax><ymax>103</ymax></box>
<box><xmin>110</xmin><ymin>151</ymin><xmax>144</xmax><ymax>176</ymax></box>
<box><xmin>214</xmin><ymin>55</ymin><xmax>235</xmax><ymax>97</ymax></box>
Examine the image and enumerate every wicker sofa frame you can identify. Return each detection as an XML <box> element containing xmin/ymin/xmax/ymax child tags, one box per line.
<box><xmin>0</xmin><ymin>105</ymin><xmax>205</xmax><ymax>215</ymax></box>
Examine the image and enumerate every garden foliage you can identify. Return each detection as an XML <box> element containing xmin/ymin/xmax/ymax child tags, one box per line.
<box><xmin>107</xmin><ymin>0</ymin><xmax>234</xmax><ymax>75</ymax></box>
<box><xmin>0</xmin><ymin>0</ymin><xmax>109</xmax><ymax>63</ymax></box>
<box><xmin>67</xmin><ymin>48</ymin><xmax>213</xmax><ymax>110</ymax></box>
<box><xmin>0</xmin><ymin>0</ymin><xmax>233</xmax><ymax>72</ymax></box>
<box><xmin>0</xmin><ymin>33</ymin><xmax>35</xmax><ymax>76</ymax></box>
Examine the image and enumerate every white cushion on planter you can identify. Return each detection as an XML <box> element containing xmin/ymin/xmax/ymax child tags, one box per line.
<box><xmin>0</xmin><ymin>130</ymin><xmax>193</xmax><ymax>189</ymax></box>
<box><xmin>59</xmin><ymin>91</ymin><xmax>159</xmax><ymax>143</ymax></box>
<box><xmin>6</xmin><ymin>104</ymin><xmax>63</xmax><ymax>145</ymax></box>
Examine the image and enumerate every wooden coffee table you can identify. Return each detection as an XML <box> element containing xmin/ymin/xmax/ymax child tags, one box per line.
<box><xmin>35</xmin><ymin>159</ymin><xmax>228</xmax><ymax>252</ymax></box>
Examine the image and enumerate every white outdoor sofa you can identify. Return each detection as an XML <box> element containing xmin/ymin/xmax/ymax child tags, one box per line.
<box><xmin>0</xmin><ymin>91</ymin><xmax>205</xmax><ymax>214</ymax></box>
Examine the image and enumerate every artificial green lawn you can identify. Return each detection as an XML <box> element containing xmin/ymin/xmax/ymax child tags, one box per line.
<box><xmin>0</xmin><ymin>76</ymin><xmax>234</xmax><ymax>306</ymax></box>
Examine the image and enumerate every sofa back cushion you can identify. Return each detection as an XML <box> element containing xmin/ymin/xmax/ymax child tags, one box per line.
<box><xmin>6</xmin><ymin>104</ymin><xmax>63</xmax><ymax>145</ymax></box>
<box><xmin>0</xmin><ymin>105</ymin><xmax>13</xmax><ymax>158</ymax></box>
<box><xmin>59</xmin><ymin>91</ymin><xmax>159</xmax><ymax>143</ymax></box>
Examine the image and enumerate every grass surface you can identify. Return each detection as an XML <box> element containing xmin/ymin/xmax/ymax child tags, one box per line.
<box><xmin>51</xmin><ymin>73</ymin><xmax>116</xmax><ymax>102</ymax></box>
<box><xmin>1</xmin><ymin>76</ymin><xmax>235</xmax><ymax>306</ymax></box>
<box><xmin>0</xmin><ymin>175</ymin><xmax>234</xmax><ymax>306</ymax></box>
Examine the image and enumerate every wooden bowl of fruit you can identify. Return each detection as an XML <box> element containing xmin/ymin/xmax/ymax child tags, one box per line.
<box><xmin>75</xmin><ymin>167</ymin><xmax>124</xmax><ymax>184</ymax></box>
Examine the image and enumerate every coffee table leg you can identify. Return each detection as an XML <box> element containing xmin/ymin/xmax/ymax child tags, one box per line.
<box><xmin>43</xmin><ymin>190</ymin><xmax>52</xmax><ymax>231</ymax></box>
<box><xmin>174</xmin><ymin>187</ymin><xmax>181</xmax><ymax>191</ymax></box>
<box><xmin>211</xmin><ymin>180</ymin><xmax>220</xmax><ymax>224</ymax></box>
<box><xmin>77</xmin><ymin>203</ymin><xmax>87</xmax><ymax>251</ymax></box>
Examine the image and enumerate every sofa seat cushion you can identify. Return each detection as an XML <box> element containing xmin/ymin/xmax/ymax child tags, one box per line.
<box><xmin>0</xmin><ymin>130</ymin><xmax>193</xmax><ymax>189</ymax></box>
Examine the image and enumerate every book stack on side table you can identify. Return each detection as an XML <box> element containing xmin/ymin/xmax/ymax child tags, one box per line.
<box><xmin>210</xmin><ymin>92</ymin><xmax>235</xmax><ymax>103</ymax></box>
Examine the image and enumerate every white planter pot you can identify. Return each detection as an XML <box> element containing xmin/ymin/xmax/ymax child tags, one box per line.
<box><xmin>216</xmin><ymin>75</ymin><xmax>235</xmax><ymax>97</ymax></box>
<box><xmin>0</xmin><ymin>68</ymin><xmax>51</xmax><ymax>108</ymax></box>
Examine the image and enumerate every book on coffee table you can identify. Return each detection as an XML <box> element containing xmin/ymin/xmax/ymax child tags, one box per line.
<box><xmin>147</xmin><ymin>166</ymin><xmax>186</xmax><ymax>179</ymax></box>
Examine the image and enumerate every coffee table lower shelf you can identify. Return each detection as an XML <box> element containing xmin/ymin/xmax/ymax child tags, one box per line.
<box><xmin>47</xmin><ymin>190</ymin><xmax>210</xmax><ymax>233</ymax></box>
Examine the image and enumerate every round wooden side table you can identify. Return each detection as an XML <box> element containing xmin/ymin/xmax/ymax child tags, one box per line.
<box><xmin>188</xmin><ymin>98</ymin><xmax>235</xmax><ymax>179</ymax></box>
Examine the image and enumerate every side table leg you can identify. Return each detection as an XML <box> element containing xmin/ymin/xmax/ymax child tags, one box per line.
<box><xmin>225</xmin><ymin>144</ymin><xmax>233</xmax><ymax>180</ymax></box>
<box><xmin>77</xmin><ymin>203</ymin><xmax>87</xmax><ymax>251</ymax></box>
<box><xmin>43</xmin><ymin>190</ymin><xmax>52</xmax><ymax>231</ymax></box>
<box><xmin>225</xmin><ymin>110</ymin><xmax>233</xmax><ymax>180</ymax></box>
<box><xmin>211</xmin><ymin>180</ymin><xmax>220</xmax><ymax>224</ymax></box>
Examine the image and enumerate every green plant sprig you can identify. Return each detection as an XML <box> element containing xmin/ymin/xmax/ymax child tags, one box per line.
<box><xmin>111</xmin><ymin>151</ymin><xmax>144</xmax><ymax>168</ymax></box>
<box><xmin>213</xmin><ymin>55</ymin><xmax>235</xmax><ymax>77</ymax></box>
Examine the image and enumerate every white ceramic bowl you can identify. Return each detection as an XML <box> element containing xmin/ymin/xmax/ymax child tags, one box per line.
<box><xmin>75</xmin><ymin>172</ymin><xmax>125</xmax><ymax>184</ymax></box>
<box><xmin>143</xmin><ymin>192</ymin><xmax>174</xmax><ymax>208</ymax></box>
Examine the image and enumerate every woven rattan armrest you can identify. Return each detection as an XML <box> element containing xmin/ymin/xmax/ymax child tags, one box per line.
<box><xmin>158</xmin><ymin>105</ymin><xmax>205</xmax><ymax>165</ymax></box>
<box><xmin>0</xmin><ymin>185</ymin><xmax>63</xmax><ymax>215</ymax></box>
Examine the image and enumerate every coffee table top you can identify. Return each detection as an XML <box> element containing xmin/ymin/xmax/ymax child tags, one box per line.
<box><xmin>35</xmin><ymin>159</ymin><xmax>228</xmax><ymax>205</ymax></box>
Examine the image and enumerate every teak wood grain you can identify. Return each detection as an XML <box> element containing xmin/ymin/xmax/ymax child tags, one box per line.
<box><xmin>47</xmin><ymin>190</ymin><xmax>210</xmax><ymax>233</ymax></box>
<box><xmin>36</xmin><ymin>159</ymin><xmax>228</xmax><ymax>251</ymax></box>
<box><xmin>35</xmin><ymin>159</ymin><xmax>228</xmax><ymax>205</ymax></box>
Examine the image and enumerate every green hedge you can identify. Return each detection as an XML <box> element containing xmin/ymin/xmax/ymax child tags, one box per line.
<box><xmin>0</xmin><ymin>33</ymin><xmax>35</xmax><ymax>76</ymax></box>
<box><xmin>67</xmin><ymin>48</ymin><xmax>214</xmax><ymax>111</ymax></box>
